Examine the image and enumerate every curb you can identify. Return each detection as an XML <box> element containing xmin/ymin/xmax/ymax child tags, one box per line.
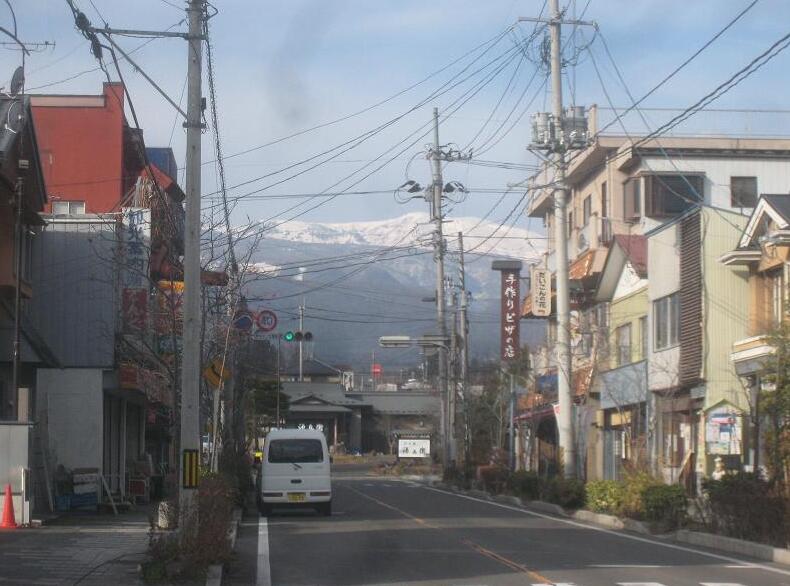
<box><xmin>570</xmin><ymin>509</ymin><xmax>652</xmax><ymax>535</ymax></box>
<box><xmin>674</xmin><ymin>529</ymin><xmax>790</xmax><ymax>567</ymax></box>
<box><xmin>492</xmin><ymin>494</ymin><xmax>523</xmax><ymax>507</ymax></box>
<box><xmin>524</xmin><ymin>500</ymin><xmax>569</xmax><ymax>518</ymax></box>
<box><xmin>399</xmin><ymin>474</ymin><xmax>442</xmax><ymax>483</ymax></box>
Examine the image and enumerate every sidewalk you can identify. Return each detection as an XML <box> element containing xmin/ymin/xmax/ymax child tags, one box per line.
<box><xmin>0</xmin><ymin>508</ymin><xmax>151</xmax><ymax>586</ymax></box>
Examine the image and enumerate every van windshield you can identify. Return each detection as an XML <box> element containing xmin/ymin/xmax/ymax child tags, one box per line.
<box><xmin>268</xmin><ymin>439</ymin><xmax>324</xmax><ymax>463</ymax></box>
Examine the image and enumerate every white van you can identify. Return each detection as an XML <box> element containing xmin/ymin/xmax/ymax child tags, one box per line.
<box><xmin>259</xmin><ymin>428</ymin><xmax>332</xmax><ymax>516</ymax></box>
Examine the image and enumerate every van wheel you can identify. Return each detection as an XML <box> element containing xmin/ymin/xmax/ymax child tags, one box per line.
<box><xmin>318</xmin><ymin>501</ymin><xmax>331</xmax><ymax>516</ymax></box>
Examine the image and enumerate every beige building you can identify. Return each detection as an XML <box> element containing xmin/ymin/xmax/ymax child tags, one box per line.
<box><xmin>520</xmin><ymin>121</ymin><xmax>790</xmax><ymax>482</ymax></box>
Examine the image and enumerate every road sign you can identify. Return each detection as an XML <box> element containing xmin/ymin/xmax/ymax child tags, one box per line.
<box><xmin>232</xmin><ymin>310</ymin><xmax>254</xmax><ymax>332</ymax></box>
<box><xmin>203</xmin><ymin>357</ymin><xmax>232</xmax><ymax>388</ymax></box>
<box><xmin>371</xmin><ymin>363</ymin><xmax>382</xmax><ymax>376</ymax></box>
<box><xmin>256</xmin><ymin>309</ymin><xmax>278</xmax><ymax>332</ymax></box>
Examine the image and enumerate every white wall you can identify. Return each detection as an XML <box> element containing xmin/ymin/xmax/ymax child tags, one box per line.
<box><xmin>0</xmin><ymin>423</ymin><xmax>30</xmax><ymax>524</ymax></box>
<box><xmin>640</xmin><ymin>156</ymin><xmax>790</xmax><ymax>211</ymax></box>
<box><xmin>648</xmin><ymin>223</ymin><xmax>681</xmax><ymax>390</ymax></box>
<box><xmin>37</xmin><ymin>369</ymin><xmax>104</xmax><ymax>472</ymax></box>
<box><xmin>613</xmin><ymin>261</ymin><xmax>648</xmax><ymax>301</ymax></box>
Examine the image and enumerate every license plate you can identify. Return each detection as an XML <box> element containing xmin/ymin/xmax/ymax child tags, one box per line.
<box><xmin>288</xmin><ymin>492</ymin><xmax>306</xmax><ymax>502</ymax></box>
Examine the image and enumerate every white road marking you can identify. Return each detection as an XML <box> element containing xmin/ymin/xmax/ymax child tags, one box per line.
<box><xmin>590</xmin><ymin>564</ymin><xmax>669</xmax><ymax>568</ymax></box>
<box><xmin>257</xmin><ymin>514</ymin><xmax>272</xmax><ymax>586</ymax></box>
<box><xmin>422</xmin><ymin>486</ymin><xmax>790</xmax><ymax>578</ymax></box>
<box><xmin>616</xmin><ymin>583</ymin><xmax>666</xmax><ymax>586</ymax></box>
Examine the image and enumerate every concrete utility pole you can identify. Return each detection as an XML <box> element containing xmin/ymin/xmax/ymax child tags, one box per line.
<box><xmin>520</xmin><ymin>0</ymin><xmax>592</xmax><ymax>477</ymax></box>
<box><xmin>179</xmin><ymin>0</ymin><xmax>204</xmax><ymax>530</ymax></box>
<box><xmin>548</xmin><ymin>0</ymin><xmax>574</xmax><ymax>479</ymax></box>
<box><xmin>457</xmin><ymin>232</ymin><xmax>470</xmax><ymax>466</ymax></box>
<box><xmin>299</xmin><ymin>301</ymin><xmax>305</xmax><ymax>382</ymax></box>
<box><xmin>429</xmin><ymin>107</ymin><xmax>451</xmax><ymax>468</ymax></box>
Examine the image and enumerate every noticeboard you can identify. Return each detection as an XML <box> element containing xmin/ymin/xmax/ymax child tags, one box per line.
<box><xmin>398</xmin><ymin>438</ymin><xmax>430</xmax><ymax>458</ymax></box>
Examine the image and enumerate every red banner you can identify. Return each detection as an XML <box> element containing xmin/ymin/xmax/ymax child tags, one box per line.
<box><xmin>122</xmin><ymin>288</ymin><xmax>148</xmax><ymax>333</ymax></box>
<box><xmin>500</xmin><ymin>270</ymin><xmax>520</xmax><ymax>361</ymax></box>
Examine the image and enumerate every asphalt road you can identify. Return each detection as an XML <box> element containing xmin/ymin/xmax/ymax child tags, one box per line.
<box><xmin>228</xmin><ymin>473</ymin><xmax>790</xmax><ymax>586</ymax></box>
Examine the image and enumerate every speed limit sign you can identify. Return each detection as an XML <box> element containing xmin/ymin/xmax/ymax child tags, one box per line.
<box><xmin>256</xmin><ymin>309</ymin><xmax>278</xmax><ymax>332</ymax></box>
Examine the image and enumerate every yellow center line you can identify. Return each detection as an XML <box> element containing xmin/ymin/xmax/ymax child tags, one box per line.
<box><xmin>344</xmin><ymin>483</ymin><xmax>553</xmax><ymax>584</ymax></box>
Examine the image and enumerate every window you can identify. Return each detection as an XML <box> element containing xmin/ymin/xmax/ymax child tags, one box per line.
<box><xmin>639</xmin><ymin>316</ymin><xmax>648</xmax><ymax>359</ymax></box>
<box><xmin>568</xmin><ymin>210</ymin><xmax>574</xmax><ymax>239</ymax></box>
<box><xmin>615</xmin><ymin>323</ymin><xmax>632</xmax><ymax>366</ymax></box>
<box><xmin>601</xmin><ymin>182</ymin><xmax>608</xmax><ymax>218</ymax></box>
<box><xmin>268</xmin><ymin>439</ymin><xmax>324</xmax><ymax>463</ymax></box>
<box><xmin>583</xmin><ymin>195</ymin><xmax>592</xmax><ymax>226</ymax></box>
<box><xmin>731</xmin><ymin>176</ymin><xmax>757</xmax><ymax>208</ymax></box>
<box><xmin>644</xmin><ymin>175</ymin><xmax>703</xmax><ymax>217</ymax></box>
<box><xmin>623</xmin><ymin>177</ymin><xmax>641</xmax><ymax>220</ymax></box>
<box><xmin>654</xmin><ymin>293</ymin><xmax>679</xmax><ymax>350</ymax></box>
<box><xmin>52</xmin><ymin>200</ymin><xmax>86</xmax><ymax>215</ymax></box>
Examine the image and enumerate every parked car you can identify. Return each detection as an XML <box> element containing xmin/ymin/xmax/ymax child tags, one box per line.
<box><xmin>258</xmin><ymin>428</ymin><xmax>332</xmax><ymax>516</ymax></box>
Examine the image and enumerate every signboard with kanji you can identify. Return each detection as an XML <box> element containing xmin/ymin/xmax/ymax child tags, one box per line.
<box><xmin>499</xmin><ymin>269</ymin><xmax>521</xmax><ymax>361</ymax></box>
<box><xmin>531</xmin><ymin>267</ymin><xmax>551</xmax><ymax>317</ymax></box>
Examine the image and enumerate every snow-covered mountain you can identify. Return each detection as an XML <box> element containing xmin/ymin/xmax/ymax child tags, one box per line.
<box><xmin>238</xmin><ymin>213</ymin><xmax>546</xmax><ymax>372</ymax></box>
<box><xmin>261</xmin><ymin>212</ymin><xmax>541</xmax><ymax>261</ymax></box>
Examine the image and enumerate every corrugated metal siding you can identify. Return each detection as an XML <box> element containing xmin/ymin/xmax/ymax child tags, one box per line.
<box><xmin>29</xmin><ymin>219</ymin><xmax>119</xmax><ymax>367</ymax></box>
<box><xmin>679</xmin><ymin>212</ymin><xmax>702</xmax><ymax>385</ymax></box>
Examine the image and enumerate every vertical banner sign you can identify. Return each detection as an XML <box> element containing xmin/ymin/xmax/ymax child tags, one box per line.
<box><xmin>182</xmin><ymin>449</ymin><xmax>199</xmax><ymax>489</ymax></box>
<box><xmin>501</xmin><ymin>270</ymin><xmax>521</xmax><ymax>361</ymax></box>
<box><xmin>531</xmin><ymin>267</ymin><xmax>551</xmax><ymax>317</ymax></box>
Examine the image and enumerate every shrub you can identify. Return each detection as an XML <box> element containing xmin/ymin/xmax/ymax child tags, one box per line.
<box><xmin>144</xmin><ymin>473</ymin><xmax>237</xmax><ymax>583</ymax></box>
<box><xmin>642</xmin><ymin>484</ymin><xmax>687</xmax><ymax>529</ymax></box>
<box><xmin>703</xmin><ymin>472</ymin><xmax>788</xmax><ymax>547</ymax></box>
<box><xmin>540</xmin><ymin>477</ymin><xmax>586</xmax><ymax>510</ymax></box>
<box><xmin>585</xmin><ymin>480</ymin><xmax>624</xmax><ymax>514</ymax></box>
<box><xmin>508</xmin><ymin>471</ymin><xmax>540</xmax><ymax>500</ymax></box>
<box><xmin>476</xmin><ymin>465</ymin><xmax>509</xmax><ymax>493</ymax></box>
<box><xmin>620</xmin><ymin>471</ymin><xmax>660</xmax><ymax>519</ymax></box>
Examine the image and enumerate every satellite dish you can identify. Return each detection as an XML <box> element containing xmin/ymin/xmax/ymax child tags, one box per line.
<box><xmin>9</xmin><ymin>66</ymin><xmax>24</xmax><ymax>96</ymax></box>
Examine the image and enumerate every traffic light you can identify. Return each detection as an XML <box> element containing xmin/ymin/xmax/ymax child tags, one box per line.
<box><xmin>283</xmin><ymin>331</ymin><xmax>311</xmax><ymax>342</ymax></box>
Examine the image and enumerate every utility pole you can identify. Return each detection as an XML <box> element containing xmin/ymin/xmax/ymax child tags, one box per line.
<box><xmin>429</xmin><ymin>107</ymin><xmax>450</xmax><ymax>469</ymax></box>
<box><xmin>449</xmin><ymin>290</ymin><xmax>458</xmax><ymax>465</ymax></box>
<box><xmin>548</xmin><ymin>0</ymin><xmax>574</xmax><ymax>479</ymax></box>
<box><xmin>10</xmin><ymin>175</ymin><xmax>23</xmax><ymax>421</ymax></box>
<box><xmin>519</xmin><ymin>0</ymin><xmax>593</xmax><ymax>478</ymax></box>
<box><xmin>299</xmin><ymin>301</ymin><xmax>305</xmax><ymax>382</ymax></box>
<box><xmin>457</xmin><ymin>232</ymin><xmax>471</xmax><ymax>467</ymax></box>
<box><xmin>179</xmin><ymin>0</ymin><xmax>205</xmax><ymax>530</ymax></box>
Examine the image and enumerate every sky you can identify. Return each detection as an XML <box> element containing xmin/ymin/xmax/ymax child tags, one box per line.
<box><xmin>4</xmin><ymin>0</ymin><xmax>790</xmax><ymax>234</ymax></box>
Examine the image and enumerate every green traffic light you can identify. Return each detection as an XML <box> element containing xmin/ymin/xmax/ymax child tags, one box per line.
<box><xmin>284</xmin><ymin>331</ymin><xmax>295</xmax><ymax>342</ymax></box>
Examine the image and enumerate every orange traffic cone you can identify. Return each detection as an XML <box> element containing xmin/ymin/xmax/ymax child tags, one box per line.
<box><xmin>1</xmin><ymin>483</ymin><xmax>17</xmax><ymax>529</ymax></box>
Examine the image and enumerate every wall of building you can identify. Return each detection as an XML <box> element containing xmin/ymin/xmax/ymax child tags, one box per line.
<box><xmin>0</xmin><ymin>422</ymin><xmax>30</xmax><ymax>523</ymax></box>
<box><xmin>700</xmin><ymin>208</ymin><xmax>750</xmax><ymax>411</ymax></box>
<box><xmin>640</xmin><ymin>156</ymin><xmax>790</xmax><ymax>212</ymax></box>
<box><xmin>29</xmin><ymin>218</ymin><xmax>118</xmax><ymax>368</ymax></box>
<box><xmin>609</xmin><ymin>286</ymin><xmax>648</xmax><ymax>369</ymax></box>
<box><xmin>648</xmin><ymin>222</ymin><xmax>681</xmax><ymax>391</ymax></box>
<box><xmin>31</xmin><ymin>83</ymin><xmax>125</xmax><ymax>214</ymax></box>
<box><xmin>37</xmin><ymin>368</ymin><xmax>104</xmax><ymax>472</ymax></box>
